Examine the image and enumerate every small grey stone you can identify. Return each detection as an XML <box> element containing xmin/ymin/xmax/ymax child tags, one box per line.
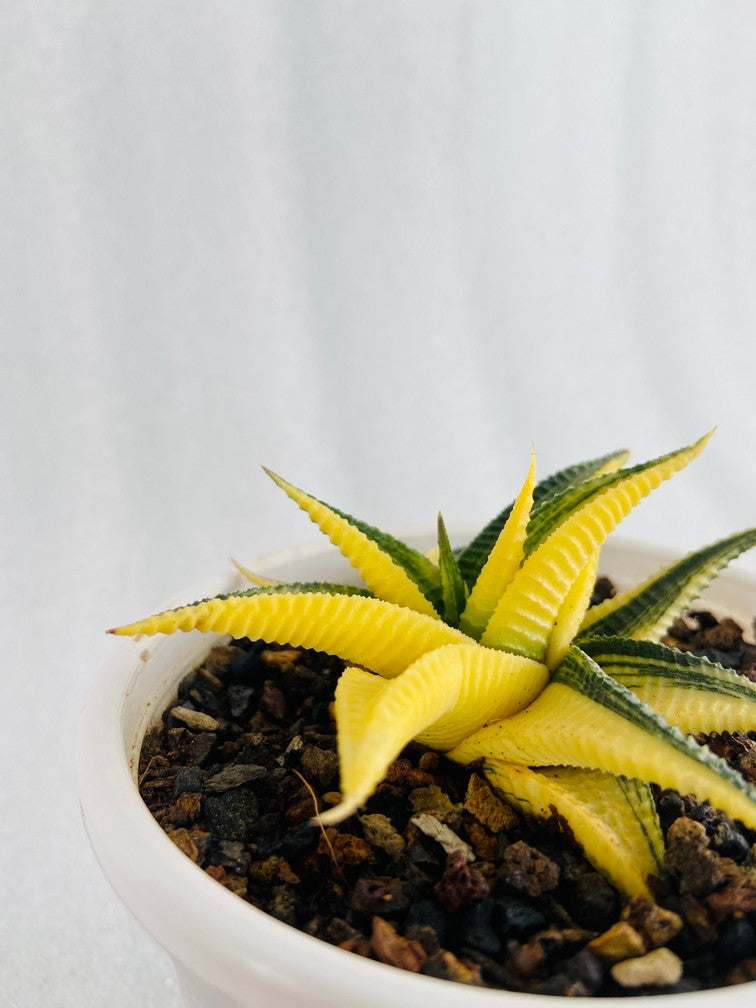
<box><xmin>410</xmin><ymin>813</ymin><xmax>475</xmax><ymax>863</ymax></box>
<box><xmin>360</xmin><ymin>813</ymin><xmax>406</xmax><ymax>857</ymax></box>
<box><xmin>285</xmin><ymin>735</ymin><xmax>304</xmax><ymax>756</ymax></box>
<box><xmin>168</xmin><ymin>729</ymin><xmax>216</xmax><ymax>766</ymax></box>
<box><xmin>204</xmin><ymin>789</ymin><xmax>258</xmax><ymax>841</ymax></box>
<box><xmin>170</xmin><ymin>706</ymin><xmax>219</xmax><ymax>732</ymax></box>
<box><xmin>300</xmin><ymin>744</ymin><xmax>339</xmax><ymax>788</ymax></box>
<box><xmin>172</xmin><ymin>766</ymin><xmax>204</xmax><ymax>797</ymax></box>
<box><xmin>210</xmin><ymin>840</ymin><xmax>251</xmax><ymax>875</ymax></box>
<box><xmin>204</xmin><ymin>764</ymin><xmax>266</xmax><ymax>792</ymax></box>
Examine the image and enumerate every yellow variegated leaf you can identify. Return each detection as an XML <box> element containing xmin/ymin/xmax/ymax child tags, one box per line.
<box><xmin>457</xmin><ymin>449</ymin><xmax>630</xmax><ymax>587</ymax></box>
<box><xmin>580</xmin><ymin>636</ymin><xmax>756</xmax><ymax>734</ymax></box>
<box><xmin>592</xmin><ymin>451</ymin><xmax>632</xmax><ymax>478</ymax></box>
<box><xmin>484</xmin><ymin>762</ymin><xmax>663</xmax><ymax>898</ymax></box>
<box><xmin>545</xmin><ymin>550</ymin><xmax>600</xmax><ymax>669</ymax></box>
<box><xmin>578</xmin><ymin>528</ymin><xmax>756</xmax><ymax>642</ymax></box>
<box><xmin>110</xmin><ymin>591</ymin><xmax>470</xmax><ymax>678</ymax></box>
<box><xmin>321</xmin><ymin>654</ymin><xmax>463</xmax><ymax>824</ymax></box>
<box><xmin>319</xmin><ymin>643</ymin><xmax>548</xmax><ymax>824</ymax></box>
<box><xmin>264</xmin><ymin>469</ymin><xmax>440</xmax><ymax>617</ymax></box>
<box><xmin>332</xmin><ymin>667</ymin><xmax>387</xmax><ymax>781</ymax></box>
<box><xmin>230</xmin><ymin>558</ymin><xmax>279</xmax><ymax>587</ymax></box>
<box><xmin>481</xmin><ymin>433</ymin><xmax>712</xmax><ymax>662</ymax></box>
<box><xmin>459</xmin><ymin>451</ymin><xmax>536</xmax><ymax>640</ymax></box>
<box><xmin>414</xmin><ymin>647</ymin><xmax>548</xmax><ymax>750</ymax></box>
<box><xmin>450</xmin><ymin>645</ymin><xmax>756</xmax><ymax>829</ymax></box>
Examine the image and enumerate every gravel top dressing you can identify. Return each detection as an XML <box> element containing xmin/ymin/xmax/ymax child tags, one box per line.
<box><xmin>138</xmin><ymin>584</ymin><xmax>756</xmax><ymax>997</ymax></box>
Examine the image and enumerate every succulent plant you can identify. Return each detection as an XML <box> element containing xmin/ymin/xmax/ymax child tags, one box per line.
<box><xmin>111</xmin><ymin>433</ymin><xmax>756</xmax><ymax>898</ymax></box>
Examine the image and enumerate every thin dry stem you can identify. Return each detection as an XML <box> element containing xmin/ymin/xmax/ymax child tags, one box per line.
<box><xmin>293</xmin><ymin>769</ymin><xmax>342</xmax><ymax>876</ymax></box>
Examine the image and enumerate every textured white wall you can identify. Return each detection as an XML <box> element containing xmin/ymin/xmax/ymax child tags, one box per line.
<box><xmin>2</xmin><ymin>3</ymin><xmax>756</xmax><ymax>1004</ymax></box>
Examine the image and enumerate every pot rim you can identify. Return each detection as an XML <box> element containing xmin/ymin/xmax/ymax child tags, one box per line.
<box><xmin>79</xmin><ymin>532</ymin><xmax>756</xmax><ymax>1008</ymax></box>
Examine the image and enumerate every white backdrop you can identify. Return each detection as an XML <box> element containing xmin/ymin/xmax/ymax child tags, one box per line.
<box><xmin>2</xmin><ymin>3</ymin><xmax>756</xmax><ymax>1005</ymax></box>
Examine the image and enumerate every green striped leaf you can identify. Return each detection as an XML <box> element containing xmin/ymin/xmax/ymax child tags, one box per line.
<box><xmin>614</xmin><ymin>775</ymin><xmax>666</xmax><ymax>879</ymax></box>
<box><xmin>523</xmin><ymin>439</ymin><xmax>715</xmax><ymax>556</ymax></box>
<box><xmin>577</xmin><ymin>528</ymin><xmax>756</xmax><ymax>642</ymax></box>
<box><xmin>459</xmin><ymin>452</ymin><xmax>536</xmax><ymax>640</ymax></box>
<box><xmin>437</xmin><ymin>513</ymin><xmax>467</xmax><ymax>625</ymax></box>
<box><xmin>265</xmin><ymin>469</ymin><xmax>442</xmax><ymax>614</ymax></box>
<box><xmin>480</xmin><ymin>435</ymin><xmax>710</xmax><ymax>662</ymax></box>
<box><xmin>228</xmin><ymin>581</ymin><xmax>373</xmax><ymax>598</ymax></box>
<box><xmin>580</xmin><ymin>635</ymin><xmax>756</xmax><ymax>734</ymax></box>
<box><xmin>524</xmin><ymin>472</ymin><xmax>619</xmax><ymax>555</ymax></box>
<box><xmin>449</xmin><ymin>644</ymin><xmax>756</xmax><ymax>829</ymax></box>
<box><xmin>455</xmin><ymin>450</ymin><xmax>628</xmax><ymax>587</ymax></box>
<box><xmin>180</xmin><ymin>581</ymin><xmax>375</xmax><ymax>607</ymax></box>
<box><xmin>326</xmin><ymin>502</ymin><xmax>443</xmax><ymax>608</ymax></box>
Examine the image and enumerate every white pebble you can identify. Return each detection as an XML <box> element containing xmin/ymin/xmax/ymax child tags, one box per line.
<box><xmin>611</xmin><ymin>948</ymin><xmax>683</xmax><ymax>988</ymax></box>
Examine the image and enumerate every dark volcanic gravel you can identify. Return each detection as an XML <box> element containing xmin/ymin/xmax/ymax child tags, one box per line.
<box><xmin>139</xmin><ymin>603</ymin><xmax>756</xmax><ymax>997</ymax></box>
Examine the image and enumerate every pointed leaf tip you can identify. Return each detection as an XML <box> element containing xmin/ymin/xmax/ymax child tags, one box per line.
<box><xmin>262</xmin><ymin>465</ymin><xmax>288</xmax><ymax>488</ymax></box>
<box><xmin>459</xmin><ymin>451</ymin><xmax>536</xmax><ymax>640</ymax></box>
<box><xmin>578</xmin><ymin>527</ymin><xmax>756</xmax><ymax>642</ymax></box>
<box><xmin>231</xmin><ymin>558</ymin><xmax>280</xmax><ymax>587</ymax></box>
<box><xmin>457</xmin><ymin>447</ymin><xmax>630</xmax><ymax>587</ymax></box>
<box><xmin>109</xmin><ymin>590</ymin><xmax>468</xmax><ymax>675</ymax></box>
<box><xmin>481</xmin><ymin>435</ymin><xmax>713</xmax><ymax>661</ymax></box>
<box><xmin>263</xmin><ymin>469</ymin><xmax>442</xmax><ymax>617</ymax></box>
<box><xmin>437</xmin><ymin>512</ymin><xmax>467</xmax><ymax>625</ymax></box>
<box><xmin>315</xmin><ymin>797</ymin><xmax>363</xmax><ymax>826</ymax></box>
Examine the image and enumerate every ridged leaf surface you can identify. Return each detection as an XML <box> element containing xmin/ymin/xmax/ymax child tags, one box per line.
<box><xmin>580</xmin><ymin>636</ymin><xmax>756</xmax><ymax>733</ymax></box>
<box><xmin>578</xmin><ymin>528</ymin><xmax>756</xmax><ymax>641</ymax></box>
<box><xmin>450</xmin><ymin>645</ymin><xmax>756</xmax><ymax>829</ymax></box>
<box><xmin>545</xmin><ymin>551</ymin><xmax>600</xmax><ymax>669</ymax></box>
<box><xmin>459</xmin><ymin>452</ymin><xmax>535</xmax><ymax>640</ymax></box>
<box><xmin>523</xmin><ymin>441</ymin><xmax>711</xmax><ymax>556</ymax></box>
<box><xmin>480</xmin><ymin>434</ymin><xmax>711</xmax><ymax>662</ymax></box>
<box><xmin>319</xmin><ymin>643</ymin><xmax>549</xmax><ymax>825</ymax></box>
<box><xmin>264</xmin><ymin>469</ymin><xmax>442</xmax><ymax>616</ymax></box>
<box><xmin>110</xmin><ymin>590</ymin><xmax>470</xmax><ymax>678</ymax></box>
<box><xmin>484</xmin><ymin>762</ymin><xmax>663</xmax><ymax>897</ymax></box>
<box><xmin>455</xmin><ymin>449</ymin><xmax>628</xmax><ymax>586</ymax></box>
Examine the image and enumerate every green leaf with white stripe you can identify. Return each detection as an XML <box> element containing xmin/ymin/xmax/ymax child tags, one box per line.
<box><xmin>455</xmin><ymin>449</ymin><xmax>629</xmax><ymax>587</ymax></box>
<box><xmin>579</xmin><ymin>635</ymin><xmax>756</xmax><ymax>734</ymax></box>
<box><xmin>577</xmin><ymin>528</ymin><xmax>756</xmax><ymax>642</ymax></box>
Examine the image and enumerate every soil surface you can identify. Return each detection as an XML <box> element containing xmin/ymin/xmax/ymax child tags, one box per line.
<box><xmin>139</xmin><ymin>587</ymin><xmax>756</xmax><ymax>996</ymax></box>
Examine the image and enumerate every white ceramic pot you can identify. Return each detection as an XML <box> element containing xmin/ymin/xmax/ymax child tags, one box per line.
<box><xmin>79</xmin><ymin>534</ymin><xmax>756</xmax><ymax>1008</ymax></box>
